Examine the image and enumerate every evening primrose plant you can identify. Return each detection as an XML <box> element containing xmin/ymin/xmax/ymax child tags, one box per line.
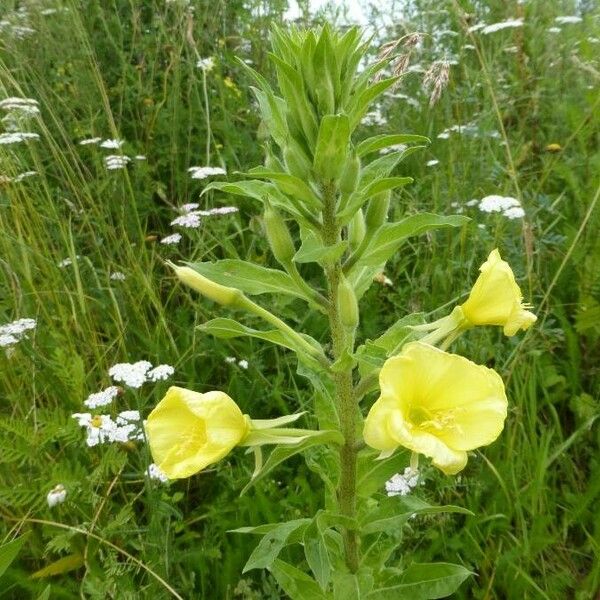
<box><xmin>146</xmin><ymin>25</ymin><xmax>536</xmax><ymax>598</ymax></box>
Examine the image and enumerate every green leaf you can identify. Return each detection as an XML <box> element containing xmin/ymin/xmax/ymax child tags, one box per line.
<box><xmin>303</xmin><ymin>517</ymin><xmax>331</xmax><ymax>591</ymax></box>
<box><xmin>243</xmin><ymin>521</ymin><xmax>309</xmax><ymax>572</ymax></box>
<box><xmin>313</xmin><ymin>114</ymin><xmax>350</xmax><ymax>181</ymax></box>
<box><xmin>361</xmin><ymin>496</ymin><xmax>473</xmax><ymax>535</ymax></box>
<box><xmin>230</xmin><ymin>518</ymin><xmax>310</xmax><ymax>537</ymax></box>
<box><xmin>197</xmin><ymin>318</ymin><xmax>324</xmax><ymax>371</ymax></box>
<box><xmin>294</xmin><ymin>232</ymin><xmax>348</xmax><ymax>265</ymax></box>
<box><xmin>361</xmin><ymin>177</ymin><xmax>413</xmax><ymax>198</ymax></box>
<box><xmin>247</xmin><ymin>167</ymin><xmax>322</xmax><ymax>209</ymax></box>
<box><xmin>352</xmin><ymin>213</ymin><xmax>469</xmax><ymax>270</ymax></box>
<box><xmin>356</xmin><ymin>134</ymin><xmax>430</xmax><ymax>157</ymax></box>
<box><xmin>251</xmin><ymin>87</ymin><xmax>289</xmax><ymax>149</ymax></box>
<box><xmin>366</xmin><ymin>562</ymin><xmax>473</xmax><ymax>599</ymax></box>
<box><xmin>359</xmin><ymin>146</ymin><xmax>426</xmax><ymax>190</ymax></box>
<box><xmin>330</xmin><ymin>348</ymin><xmax>358</xmax><ymax>373</ymax></box>
<box><xmin>0</xmin><ymin>533</ymin><xmax>29</xmax><ymax>578</ymax></box>
<box><xmin>185</xmin><ymin>260</ymin><xmax>311</xmax><ymax>302</ymax></box>
<box><xmin>31</xmin><ymin>554</ymin><xmax>84</xmax><ymax>578</ymax></box>
<box><xmin>333</xmin><ymin>569</ymin><xmax>375</xmax><ymax>599</ymax></box>
<box><xmin>348</xmin><ymin>77</ymin><xmax>399</xmax><ymax>129</ymax></box>
<box><xmin>241</xmin><ymin>430</ymin><xmax>344</xmax><ymax>495</ymax></box>
<box><xmin>356</xmin><ymin>448</ymin><xmax>411</xmax><ymax>499</ymax></box>
<box><xmin>270</xmin><ymin>559</ymin><xmax>329</xmax><ymax>600</ymax></box>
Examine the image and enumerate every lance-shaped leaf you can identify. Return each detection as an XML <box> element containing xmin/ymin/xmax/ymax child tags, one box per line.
<box><xmin>356</xmin><ymin>133</ymin><xmax>430</xmax><ymax>157</ymax></box>
<box><xmin>359</xmin><ymin>146</ymin><xmax>426</xmax><ymax>189</ymax></box>
<box><xmin>185</xmin><ymin>260</ymin><xmax>314</xmax><ymax>304</ymax></box>
<box><xmin>294</xmin><ymin>231</ymin><xmax>348</xmax><ymax>265</ymax></box>
<box><xmin>197</xmin><ymin>318</ymin><xmax>325</xmax><ymax>371</ymax></box>
<box><xmin>241</xmin><ymin>430</ymin><xmax>344</xmax><ymax>495</ymax></box>
<box><xmin>303</xmin><ymin>515</ymin><xmax>332</xmax><ymax>591</ymax></box>
<box><xmin>0</xmin><ymin>533</ymin><xmax>29</xmax><ymax>578</ymax></box>
<box><xmin>348</xmin><ymin>77</ymin><xmax>399</xmax><ymax>129</ymax></box>
<box><xmin>251</xmin><ymin>87</ymin><xmax>289</xmax><ymax>149</ymax></box>
<box><xmin>247</xmin><ymin>167</ymin><xmax>322</xmax><ymax>209</ymax></box>
<box><xmin>361</xmin><ymin>176</ymin><xmax>414</xmax><ymax>198</ymax></box>
<box><xmin>349</xmin><ymin>213</ymin><xmax>469</xmax><ymax>271</ymax></box>
<box><xmin>242</xmin><ymin>521</ymin><xmax>310</xmax><ymax>573</ymax></box>
<box><xmin>361</xmin><ymin>496</ymin><xmax>473</xmax><ymax>535</ymax></box>
<box><xmin>270</xmin><ymin>559</ymin><xmax>330</xmax><ymax>600</ymax></box>
<box><xmin>313</xmin><ymin>114</ymin><xmax>350</xmax><ymax>181</ymax></box>
<box><xmin>366</xmin><ymin>563</ymin><xmax>473</xmax><ymax>600</ymax></box>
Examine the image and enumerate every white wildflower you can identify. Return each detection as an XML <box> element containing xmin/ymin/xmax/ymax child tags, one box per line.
<box><xmin>480</xmin><ymin>19</ymin><xmax>524</xmax><ymax>35</ymax></box>
<box><xmin>79</xmin><ymin>137</ymin><xmax>101</xmax><ymax>145</ymax></box>
<box><xmin>116</xmin><ymin>410</ymin><xmax>141</xmax><ymax>424</ymax></box>
<box><xmin>160</xmin><ymin>233</ymin><xmax>182</xmax><ymax>245</ymax></box>
<box><xmin>548</xmin><ymin>27</ymin><xmax>562</xmax><ymax>33</ymax></box>
<box><xmin>238</xmin><ymin>359</ymin><xmax>249</xmax><ymax>370</ymax></box>
<box><xmin>108</xmin><ymin>360</ymin><xmax>153</xmax><ymax>389</ymax></box>
<box><xmin>0</xmin><ymin>132</ymin><xmax>39</xmax><ymax>144</ymax></box>
<box><xmin>84</xmin><ymin>385</ymin><xmax>120</xmax><ymax>409</ymax></box>
<box><xmin>188</xmin><ymin>166</ymin><xmax>226</xmax><ymax>179</ymax></box>
<box><xmin>146</xmin><ymin>463</ymin><xmax>169</xmax><ymax>482</ymax></box>
<box><xmin>426</xmin><ymin>159</ymin><xmax>439</xmax><ymax>167</ymax></box>
<box><xmin>110</xmin><ymin>271</ymin><xmax>126</xmax><ymax>281</ymax></box>
<box><xmin>12</xmin><ymin>171</ymin><xmax>37</xmax><ymax>182</ymax></box>
<box><xmin>465</xmin><ymin>199</ymin><xmax>479</xmax><ymax>207</ymax></box>
<box><xmin>195</xmin><ymin>206</ymin><xmax>239</xmax><ymax>216</ymax></box>
<box><xmin>146</xmin><ymin>364</ymin><xmax>175</xmax><ymax>382</ymax></box>
<box><xmin>385</xmin><ymin>468</ymin><xmax>420</xmax><ymax>497</ymax></box>
<box><xmin>100</xmin><ymin>138</ymin><xmax>124</xmax><ymax>149</ymax></box>
<box><xmin>71</xmin><ymin>413</ymin><xmax>119</xmax><ymax>447</ymax></box>
<box><xmin>555</xmin><ymin>16</ymin><xmax>582</xmax><ymax>25</ymax></box>
<box><xmin>134</xmin><ymin>155</ymin><xmax>146</xmax><ymax>160</ymax></box>
<box><xmin>180</xmin><ymin>202</ymin><xmax>199</xmax><ymax>213</ymax></box>
<box><xmin>361</xmin><ymin>108</ymin><xmax>387</xmax><ymax>127</ymax></box>
<box><xmin>503</xmin><ymin>206</ymin><xmax>526</xmax><ymax>219</ymax></box>
<box><xmin>104</xmin><ymin>155</ymin><xmax>131</xmax><ymax>170</ymax></box>
<box><xmin>478</xmin><ymin>194</ymin><xmax>520</xmax><ymax>213</ymax></box>
<box><xmin>46</xmin><ymin>484</ymin><xmax>67</xmax><ymax>508</ymax></box>
<box><xmin>171</xmin><ymin>213</ymin><xmax>202</xmax><ymax>228</ymax></box>
<box><xmin>0</xmin><ymin>318</ymin><xmax>36</xmax><ymax>348</ymax></box>
<box><xmin>225</xmin><ymin>356</ymin><xmax>237</xmax><ymax>364</ymax></box>
<box><xmin>196</xmin><ymin>57</ymin><xmax>215</xmax><ymax>71</ymax></box>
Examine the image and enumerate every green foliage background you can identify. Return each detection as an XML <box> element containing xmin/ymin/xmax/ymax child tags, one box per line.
<box><xmin>0</xmin><ymin>0</ymin><xmax>598</xmax><ymax>598</ymax></box>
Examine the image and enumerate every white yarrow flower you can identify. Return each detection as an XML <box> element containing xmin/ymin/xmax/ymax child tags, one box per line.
<box><xmin>0</xmin><ymin>318</ymin><xmax>36</xmax><ymax>348</ymax></box>
<box><xmin>160</xmin><ymin>233</ymin><xmax>182</xmax><ymax>245</ymax></box>
<box><xmin>108</xmin><ymin>360</ymin><xmax>153</xmax><ymax>388</ymax></box>
<box><xmin>555</xmin><ymin>16</ymin><xmax>582</xmax><ymax>25</ymax></box>
<box><xmin>238</xmin><ymin>359</ymin><xmax>249</xmax><ymax>370</ymax></box>
<box><xmin>385</xmin><ymin>468</ymin><xmax>420</xmax><ymax>497</ymax></box>
<box><xmin>84</xmin><ymin>386</ymin><xmax>120</xmax><ymax>409</ymax></box>
<box><xmin>480</xmin><ymin>19</ymin><xmax>524</xmax><ymax>35</ymax></box>
<box><xmin>171</xmin><ymin>213</ymin><xmax>202</xmax><ymax>228</ymax></box>
<box><xmin>146</xmin><ymin>463</ymin><xmax>169</xmax><ymax>482</ymax></box>
<box><xmin>146</xmin><ymin>364</ymin><xmax>175</xmax><ymax>382</ymax></box>
<box><xmin>104</xmin><ymin>155</ymin><xmax>131</xmax><ymax>170</ymax></box>
<box><xmin>79</xmin><ymin>137</ymin><xmax>102</xmax><ymax>145</ymax></box>
<box><xmin>188</xmin><ymin>166</ymin><xmax>226</xmax><ymax>179</ymax></box>
<box><xmin>47</xmin><ymin>484</ymin><xmax>67</xmax><ymax>508</ymax></box>
<box><xmin>196</xmin><ymin>57</ymin><xmax>215</xmax><ymax>71</ymax></box>
<box><xmin>110</xmin><ymin>271</ymin><xmax>126</xmax><ymax>281</ymax></box>
<box><xmin>100</xmin><ymin>138</ymin><xmax>124</xmax><ymax>149</ymax></box>
<box><xmin>0</xmin><ymin>132</ymin><xmax>39</xmax><ymax>144</ymax></box>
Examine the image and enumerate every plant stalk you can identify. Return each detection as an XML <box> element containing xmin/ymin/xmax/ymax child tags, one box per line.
<box><xmin>322</xmin><ymin>182</ymin><xmax>360</xmax><ymax>573</ymax></box>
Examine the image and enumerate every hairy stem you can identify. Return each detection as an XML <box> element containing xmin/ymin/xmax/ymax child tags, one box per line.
<box><xmin>322</xmin><ymin>182</ymin><xmax>360</xmax><ymax>573</ymax></box>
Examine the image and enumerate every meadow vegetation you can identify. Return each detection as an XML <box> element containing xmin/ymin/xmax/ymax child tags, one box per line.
<box><xmin>0</xmin><ymin>0</ymin><xmax>599</xmax><ymax>598</ymax></box>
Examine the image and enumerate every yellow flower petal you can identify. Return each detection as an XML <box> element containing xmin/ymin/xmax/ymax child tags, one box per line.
<box><xmin>146</xmin><ymin>387</ymin><xmax>249</xmax><ymax>479</ymax></box>
<box><xmin>461</xmin><ymin>249</ymin><xmax>537</xmax><ymax>336</ymax></box>
<box><xmin>363</xmin><ymin>342</ymin><xmax>508</xmax><ymax>475</ymax></box>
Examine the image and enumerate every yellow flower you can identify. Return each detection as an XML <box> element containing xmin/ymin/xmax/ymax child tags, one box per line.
<box><xmin>363</xmin><ymin>342</ymin><xmax>507</xmax><ymax>475</ymax></box>
<box><xmin>460</xmin><ymin>248</ymin><xmax>537</xmax><ymax>336</ymax></box>
<box><xmin>146</xmin><ymin>386</ymin><xmax>250</xmax><ymax>479</ymax></box>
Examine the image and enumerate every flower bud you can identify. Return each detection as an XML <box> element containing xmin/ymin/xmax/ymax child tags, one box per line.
<box><xmin>337</xmin><ymin>274</ymin><xmax>359</xmax><ymax>330</ymax></box>
<box><xmin>348</xmin><ymin>209</ymin><xmax>366</xmax><ymax>251</ymax></box>
<box><xmin>263</xmin><ymin>203</ymin><xmax>296</xmax><ymax>265</ymax></box>
<box><xmin>365</xmin><ymin>191</ymin><xmax>391</xmax><ymax>230</ymax></box>
<box><xmin>170</xmin><ymin>263</ymin><xmax>242</xmax><ymax>306</ymax></box>
<box><xmin>339</xmin><ymin>151</ymin><xmax>360</xmax><ymax>195</ymax></box>
<box><xmin>283</xmin><ymin>141</ymin><xmax>312</xmax><ymax>180</ymax></box>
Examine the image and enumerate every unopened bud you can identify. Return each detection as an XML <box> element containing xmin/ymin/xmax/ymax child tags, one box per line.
<box><xmin>170</xmin><ymin>263</ymin><xmax>242</xmax><ymax>306</ymax></box>
<box><xmin>264</xmin><ymin>203</ymin><xmax>295</xmax><ymax>265</ymax></box>
<box><xmin>339</xmin><ymin>151</ymin><xmax>360</xmax><ymax>195</ymax></box>
<box><xmin>348</xmin><ymin>209</ymin><xmax>366</xmax><ymax>251</ymax></box>
<box><xmin>284</xmin><ymin>142</ymin><xmax>312</xmax><ymax>180</ymax></box>
<box><xmin>365</xmin><ymin>191</ymin><xmax>391</xmax><ymax>230</ymax></box>
<box><xmin>338</xmin><ymin>274</ymin><xmax>359</xmax><ymax>330</ymax></box>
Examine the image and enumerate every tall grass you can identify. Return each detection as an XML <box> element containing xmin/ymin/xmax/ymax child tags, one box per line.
<box><xmin>0</xmin><ymin>0</ymin><xmax>598</xmax><ymax>598</ymax></box>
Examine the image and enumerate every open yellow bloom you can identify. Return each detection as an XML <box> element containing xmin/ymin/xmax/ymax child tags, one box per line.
<box><xmin>146</xmin><ymin>387</ymin><xmax>250</xmax><ymax>479</ymax></box>
<box><xmin>461</xmin><ymin>248</ymin><xmax>537</xmax><ymax>336</ymax></box>
<box><xmin>363</xmin><ymin>342</ymin><xmax>507</xmax><ymax>475</ymax></box>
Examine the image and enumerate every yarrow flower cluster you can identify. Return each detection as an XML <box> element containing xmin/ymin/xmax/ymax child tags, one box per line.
<box><xmin>0</xmin><ymin>131</ymin><xmax>39</xmax><ymax>144</ymax></box>
<box><xmin>188</xmin><ymin>165</ymin><xmax>226</xmax><ymax>179</ymax></box>
<box><xmin>108</xmin><ymin>360</ymin><xmax>174</xmax><ymax>388</ymax></box>
<box><xmin>146</xmin><ymin>463</ymin><xmax>169</xmax><ymax>482</ymax></box>
<box><xmin>477</xmin><ymin>195</ymin><xmax>525</xmax><ymax>219</ymax></box>
<box><xmin>46</xmin><ymin>484</ymin><xmax>67</xmax><ymax>507</ymax></box>
<box><xmin>71</xmin><ymin>411</ymin><xmax>144</xmax><ymax>446</ymax></box>
<box><xmin>469</xmin><ymin>19</ymin><xmax>524</xmax><ymax>35</ymax></box>
<box><xmin>0</xmin><ymin>96</ymin><xmax>40</xmax><ymax>118</ymax></box>
<box><xmin>225</xmin><ymin>356</ymin><xmax>249</xmax><ymax>369</ymax></box>
<box><xmin>160</xmin><ymin>233</ymin><xmax>182</xmax><ymax>245</ymax></box>
<box><xmin>0</xmin><ymin>317</ymin><xmax>36</xmax><ymax>348</ymax></box>
<box><xmin>170</xmin><ymin>203</ymin><xmax>238</xmax><ymax>229</ymax></box>
<box><xmin>104</xmin><ymin>155</ymin><xmax>130</xmax><ymax>170</ymax></box>
<box><xmin>110</xmin><ymin>271</ymin><xmax>126</xmax><ymax>281</ymax></box>
<box><xmin>385</xmin><ymin>468</ymin><xmax>420</xmax><ymax>497</ymax></box>
<box><xmin>84</xmin><ymin>385</ymin><xmax>121</xmax><ymax>409</ymax></box>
